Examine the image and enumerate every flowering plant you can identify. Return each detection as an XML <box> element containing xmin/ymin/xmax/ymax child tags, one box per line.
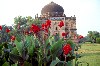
<box><xmin>0</xmin><ymin>16</ymin><xmax>76</xmax><ymax>66</ymax></box>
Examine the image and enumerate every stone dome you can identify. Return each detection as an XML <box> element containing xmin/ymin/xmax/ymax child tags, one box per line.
<box><xmin>41</xmin><ymin>2</ymin><xmax>64</xmax><ymax>15</ymax></box>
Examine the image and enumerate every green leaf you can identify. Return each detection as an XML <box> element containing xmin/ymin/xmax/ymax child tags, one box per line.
<box><xmin>51</xmin><ymin>39</ymin><xmax>63</xmax><ymax>55</ymax></box>
<box><xmin>34</xmin><ymin>38</ymin><xmax>41</xmax><ymax>47</ymax></box>
<box><xmin>67</xmin><ymin>61</ymin><xmax>73</xmax><ymax>66</ymax></box>
<box><xmin>27</xmin><ymin>36</ymin><xmax>35</xmax><ymax>56</ymax></box>
<box><xmin>49</xmin><ymin>36</ymin><xmax>55</xmax><ymax>46</ymax></box>
<box><xmin>28</xmin><ymin>43</ymin><xmax>34</xmax><ymax>56</ymax></box>
<box><xmin>10</xmin><ymin>47</ymin><xmax>19</xmax><ymax>55</ymax></box>
<box><xmin>50</xmin><ymin>57</ymin><xmax>60</xmax><ymax>66</ymax></box>
<box><xmin>16</xmin><ymin>34</ymin><xmax>22</xmax><ymax>42</ymax></box>
<box><xmin>25</xmin><ymin>35</ymin><xmax>31</xmax><ymax>47</ymax></box>
<box><xmin>23</xmin><ymin>61</ymin><xmax>32</xmax><ymax>66</ymax></box>
<box><xmin>11</xmin><ymin>63</ymin><xmax>17</xmax><ymax>66</ymax></box>
<box><xmin>14</xmin><ymin>40</ymin><xmax>23</xmax><ymax>56</ymax></box>
<box><xmin>8</xmin><ymin>44</ymin><xmax>14</xmax><ymax>50</ymax></box>
<box><xmin>57</xmin><ymin>61</ymin><xmax>67</xmax><ymax>66</ymax></box>
<box><xmin>0</xmin><ymin>44</ymin><xmax>3</xmax><ymax>50</ymax></box>
<box><xmin>45</xmin><ymin>36</ymin><xmax>50</xmax><ymax>45</ymax></box>
<box><xmin>9</xmin><ymin>54</ymin><xmax>23</xmax><ymax>63</ymax></box>
<box><xmin>2</xmin><ymin>62</ymin><xmax>10</xmax><ymax>66</ymax></box>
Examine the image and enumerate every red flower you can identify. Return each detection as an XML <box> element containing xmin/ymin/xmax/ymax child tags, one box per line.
<box><xmin>63</xmin><ymin>44</ymin><xmax>72</xmax><ymax>55</ymax></box>
<box><xmin>30</xmin><ymin>28</ymin><xmax>33</xmax><ymax>33</ymax></box>
<box><xmin>30</xmin><ymin>24</ymin><xmax>40</xmax><ymax>33</ymax></box>
<box><xmin>45</xmin><ymin>19</ymin><xmax>51</xmax><ymax>27</ymax></box>
<box><xmin>0</xmin><ymin>25</ymin><xmax>2</xmax><ymax>30</ymax></box>
<box><xmin>41</xmin><ymin>23</ymin><xmax>47</xmax><ymax>30</ymax></box>
<box><xmin>58</xmin><ymin>20</ymin><xmax>64</xmax><ymax>28</ymax></box>
<box><xmin>45</xmin><ymin>29</ymin><xmax>48</xmax><ymax>33</ymax></box>
<box><xmin>11</xmin><ymin>36</ymin><xmax>15</xmax><ymax>41</ymax></box>
<box><xmin>42</xmin><ymin>21</ymin><xmax>51</xmax><ymax>33</ymax></box>
<box><xmin>78</xmin><ymin>35</ymin><xmax>83</xmax><ymax>39</ymax></box>
<box><xmin>62</xmin><ymin>32</ymin><xmax>69</xmax><ymax>37</ymax></box>
<box><xmin>62</xmin><ymin>32</ymin><xmax>66</xmax><ymax>37</ymax></box>
<box><xmin>41</xmin><ymin>23</ymin><xmax>49</xmax><ymax>33</ymax></box>
<box><xmin>42</xmin><ymin>20</ymin><xmax>51</xmax><ymax>30</ymax></box>
<box><xmin>6</xmin><ymin>28</ymin><xmax>10</xmax><ymax>33</ymax></box>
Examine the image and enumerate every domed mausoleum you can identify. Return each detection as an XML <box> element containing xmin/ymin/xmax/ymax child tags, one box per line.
<box><xmin>41</xmin><ymin>2</ymin><xmax>64</xmax><ymax>17</ymax></box>
<box><xmin>36</xmin><ymin>2</ymin><xmax>77</xmax><ymax>42</ymax></box>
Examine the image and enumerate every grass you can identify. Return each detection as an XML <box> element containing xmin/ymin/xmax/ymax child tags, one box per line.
<box><xmin>73</xmin><ymin>43</ymin><xmax>100</xmax><ymax>66</ymax></box>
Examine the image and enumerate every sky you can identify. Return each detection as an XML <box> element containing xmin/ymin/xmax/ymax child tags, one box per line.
<box><xmin>0</xmin><ymin>0</ymin><xmax>100</xmax><ymax>36</ymax></box>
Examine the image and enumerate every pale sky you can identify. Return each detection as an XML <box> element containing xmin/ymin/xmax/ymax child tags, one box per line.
<box><xmin>0</xmin><ymin>0</ymin><xmax>100</xmax><ymax>36</ymax></box>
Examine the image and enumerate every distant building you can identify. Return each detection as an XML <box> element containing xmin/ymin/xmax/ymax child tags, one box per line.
<box><xmin>36</xmin><ymin>2</ymin><xmax>77</xmax><ymax>41</ymax></box>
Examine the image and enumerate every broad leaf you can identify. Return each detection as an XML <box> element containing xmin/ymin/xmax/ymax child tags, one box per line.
<box><xmin>11</xmin><ymin>63</ymin><xmax>17</xmax><ymax>66</ymax></box>
<box><xmin>67</xmin><ymin>61</ymin><xmax>73</xmax><ymax>66</ymax></box>
<box><xmin>49</xmin><ymin>36</ymin><xmax>55</xmax><ymax>46</ymax></box>
<box><xmin>23</xmin><ymin>61</ymin><xmax>32</xmax><ymax>66</ymax></box>
<box><xmin>14</xmin><ymin>40</ymin><xmax>23</xmax><ymax>56</ymax></box>
<box><xmin>9</xmin><ymin>54</ymin><xmax>24</xmax><ymax>63</ymax></box>
<box><xmin>50</xmin><ymin>57</ymin><xmax>60</xmax><ymax>66</ymax></box>
<box><xmin>0</xmin><ymin>44</ymin><xmax>3</xmax><ymax>50</ymax></box>
<box><xmin>16</xmin><ymin>34</ymin><xmax>22</xmax><ymax>42</ymax></box>
<box><xmin>8</xmin><ymin>44</ymin><xmax>14</xmax><ymax>50</ymax></box>
<box><xmin>25</xmin><ymin>35</ymin><xmax>31</xmax><ymax>47</ymax></box>
<box><xmin>10</xmin><ymin>47</ymin><xmax>19</xmax><ymax>55</ymax></box>
<box><xmin>51</xmin><ymin>39</ymin><xmax>63</xmax><ymax>55</ymax></box>
<box><xmin>27</xmin><ymin>36</ymin><xmax>35</xmax><ymax>56</ymax></box>
<box><xmin>28</xmin><ymin>43</ymin><xmax>34</xmax><ymax>56</ymax></box>
<box><xmin>34</xmin><ymin>38</ymin><xmax>41</xmax><ymax>47</ymax></box>
<box><xmin>2</xmin><ymin>62</ymin><xmax>10</xmax><ymax>66</ymax></box>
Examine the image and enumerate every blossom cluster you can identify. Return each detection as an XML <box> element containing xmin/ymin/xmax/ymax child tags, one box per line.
<box><xmin>0</xmin><ymin>25</ymin><xmax>10</xmax><ymax>33</ymax></box>
<box><xmin>0</xmin><ymin>25</ymin><xmax>15</xmax><ymax>41</ymax></box>
<box><xmin>63</xmin><ymin>44</ymin><xmax>72</xmax><ymax>55</ymax></box>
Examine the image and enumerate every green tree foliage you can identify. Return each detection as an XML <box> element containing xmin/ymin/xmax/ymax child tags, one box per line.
<box><xmin>86</xmin><ymin>31</ymin><xmax>100</xmax><ymax>43</ymax></box>
<box><xmin>96</xmin><ymin>38</ymin><xmax>100</xmax><ymax>44</ymax></box>
<box><xmin>14</xmin><ymin>16</ymin><xmax>41</xmax><ymax>29</ymax></box>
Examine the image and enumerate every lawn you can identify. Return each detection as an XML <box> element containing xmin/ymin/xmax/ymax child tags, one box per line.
<box><xmin>74</xmin><ymin>43</ymin><xmax>100</xmax><ymax>66</ymax></box>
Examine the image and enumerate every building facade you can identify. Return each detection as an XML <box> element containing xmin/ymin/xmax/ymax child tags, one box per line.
<box><xmin>36</xmin><ymin>2</ymin><xmax>77</xmax><ymax>41</ymax></box>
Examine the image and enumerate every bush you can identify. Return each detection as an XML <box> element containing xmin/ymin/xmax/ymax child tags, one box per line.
<box><xmin>96</xmin><ymin>38</ymin><xmax>100</xmax><ymax>44</ymax></box>
<box><xmin>0</xmin><ymin>20</ymin><xmax>76</xmax><ymax>66</ymax></box>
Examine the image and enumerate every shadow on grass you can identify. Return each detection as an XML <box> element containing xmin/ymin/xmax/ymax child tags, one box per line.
<box><xmin>80</xmin><ymin>52</ymin><xmax>100</xmax><ymax>57</ymax></box>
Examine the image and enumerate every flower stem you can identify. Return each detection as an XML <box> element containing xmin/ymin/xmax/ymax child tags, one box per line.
<box><xmin>64</xmin><ymin>55</ymin><xmax>67</xmax><ymax>66</ymax></box>
<box><xmin>65</xmin><ymin>55</ymin><xmax>66</xmax><ymax>62</ymax></box>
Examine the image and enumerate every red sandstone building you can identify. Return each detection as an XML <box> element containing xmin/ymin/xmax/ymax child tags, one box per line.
<box><xmin>36</xmin><ymin>2</ymin><xmax>77</xmax><ymax>42</ymax></box>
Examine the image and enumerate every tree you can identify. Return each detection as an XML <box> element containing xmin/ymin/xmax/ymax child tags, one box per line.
<box><xmin>87</xmin><ymin>31</ymin><xmax>100</xmax><ymax>43</ymax></box>
<box><xmin>96</xmin><ymin>38</ymin><xmax>100</xmax><ymax>44</ymax></box>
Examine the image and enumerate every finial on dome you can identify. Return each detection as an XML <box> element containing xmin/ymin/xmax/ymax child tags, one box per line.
<box><xmin>51</xmin><ymin>1</ymin><xmax>54</xmax><ymax>3</ymax></box>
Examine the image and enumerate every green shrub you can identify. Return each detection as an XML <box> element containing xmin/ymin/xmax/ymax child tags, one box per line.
<box><xmin>96</xmin><ymin>38</ymin><xmax>100</xmax><ymax>44</ymax></box>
